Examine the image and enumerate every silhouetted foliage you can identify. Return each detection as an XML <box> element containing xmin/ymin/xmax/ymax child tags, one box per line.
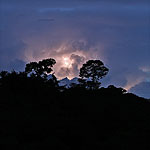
<box><xmin>25</xmin><ymin>58</ymin><xmax>56</xmax><ymax>78</ymax></box>
<box><xmin>0</xmin><ymin>58</ymin><xmax>150</xmax><ymax>150</ymax></box>
<box><xmin>108</xmin><ymin>85</ymin><xmax>127</xmax><ymax>94</ymax></box>
<box><xmin>79</xmin><ymin>60</ymin><xmax>109</xmax><ymax>89</ymax></box>
<box><xmin>0</xmin><ymin>71</ymin><xmax>9</xmax><ymax>78</ymax></box>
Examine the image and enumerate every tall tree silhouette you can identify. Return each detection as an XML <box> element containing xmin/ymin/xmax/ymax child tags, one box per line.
<box><xmin>25</xmin><ymin>58</ymin><xmax>56</xmax><ymax>78</ymax></box>
<box><xmin>79</xmin><ymin>60</ymin><xmax>109</xmax><ymax>89</ymax></box>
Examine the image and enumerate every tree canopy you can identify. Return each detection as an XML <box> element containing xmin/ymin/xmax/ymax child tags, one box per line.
<box><xmin>79</xmin><ymin>60</ymin><xmax>109</xmax><ymax>89</ymax></box>
<box><xmin>25</xmin><ymin>58</ymin><xmax>56</xmax><ymax>78</ymax></box>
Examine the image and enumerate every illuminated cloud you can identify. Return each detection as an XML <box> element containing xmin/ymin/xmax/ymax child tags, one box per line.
<box><xmin>140</xmin><ymin>66</ymin><xmax>150</xmax><ymax>73</ymax></box>
<box><xmin>0</xmin><ymin>0</ymin><xmax>150</xmax><ymax>94</ymax></box>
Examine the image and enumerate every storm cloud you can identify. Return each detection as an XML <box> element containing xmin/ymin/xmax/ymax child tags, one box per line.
<box><xmin>0</xmin><ymin>0</ymin><xmax>150</xmax><ymax>92</ymax></box>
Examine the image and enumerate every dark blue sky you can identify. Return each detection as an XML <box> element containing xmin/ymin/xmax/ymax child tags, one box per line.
<box><xmin>0</xmin><ymin>0</ymin><xmax>150</xmax><ymax>92</ymax></box>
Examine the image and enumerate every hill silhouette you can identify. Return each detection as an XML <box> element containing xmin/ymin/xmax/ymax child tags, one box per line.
<box><xmin>0</xmin><ymin>59</ymin><xmax>150</xmax><ymax>150</ymax></box>
<box><xmin>0</xmin><ymin>75</ymin><xmax>150</xmax><ymax>150</ymax></box>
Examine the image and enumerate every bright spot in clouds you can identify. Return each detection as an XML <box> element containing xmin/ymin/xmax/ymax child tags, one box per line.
<box><xmin>63</xmin><ymin>57</ymin><xmax>72</xmax><ymax>68</ymax></box>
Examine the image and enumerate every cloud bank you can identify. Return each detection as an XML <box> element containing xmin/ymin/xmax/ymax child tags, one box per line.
<box><xmin>0</xmin><ymin>0</ymin><xmax>150</xmax><ymax>93</ymax></box>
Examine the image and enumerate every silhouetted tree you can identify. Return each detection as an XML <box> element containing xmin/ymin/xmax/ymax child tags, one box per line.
<box><xmin>47</xmin><ymin>73</ymin><xmax>59</xmax><ymax>88</ymax></box>
<box><xmin>107</xmin><ymin>85</ymin><xmax>127</xmax><ymax>94</ymax></box>
<box><xmin>79</xmin><ymin>60</ymin><xmax>109</xmax><ymax>89</ymax></box>
<box><xmin>25</xmin><ymin>58</ymin><xmax>56</xmax><ymax>78</ymax></box>
<box><xmin>0</xmin><ymin>71</ymin><xmax>9</xmax><ymax>78</ymax></box>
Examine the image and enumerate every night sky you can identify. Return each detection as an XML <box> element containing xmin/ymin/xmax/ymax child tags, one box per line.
<box><xmin>0</xmin><ymin>0</ymin><xmax>150</xmax><ymax>96</ymax></box>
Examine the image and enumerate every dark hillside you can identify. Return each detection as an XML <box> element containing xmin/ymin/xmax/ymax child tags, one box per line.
<box><xmin>0</xmin><ymin>77</ymin><xmax>150</xmax><ymax>150</ymax></box>
<box><xmin>0</xmin><ymin>67</ymin><xmax>149</xmax><ymax>150</ymax></box>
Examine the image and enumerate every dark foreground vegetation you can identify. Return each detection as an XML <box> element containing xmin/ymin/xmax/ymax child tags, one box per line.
<box><xmin>0</xmin><ymin>58</ymin><xmax>150</xmax><ymax>150</ymax></box>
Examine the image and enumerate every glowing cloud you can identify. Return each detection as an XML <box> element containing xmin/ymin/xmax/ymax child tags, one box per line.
<box><xmin>63</xmin><ymin>57</ymin><xmax>73</xmax><ymax>68</ymax></box>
